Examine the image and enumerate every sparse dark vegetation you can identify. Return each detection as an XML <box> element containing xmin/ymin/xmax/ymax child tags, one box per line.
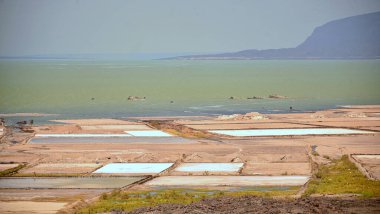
<box><xmin>304</xmin><ymin>155</ymin><xmax>380</xmax><ymax>197</ymax></box>
<box><xmin>0</xmin><ymin>164</ymin><xmax>25</xmax><ymax>177</ymax></box>
<box><xmin>146</xmin><ymin>120</ymin><xmax>218</xmax><ymax>139</ymax></box>
<box><xmin>77</xmin><ymin>188</ymin><xmax>298</xmax><ymax>213</ymax></box>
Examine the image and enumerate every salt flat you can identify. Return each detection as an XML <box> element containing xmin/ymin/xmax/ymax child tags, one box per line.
<box><xmin>93</xmin><ymin>163</ymin><xmax>174</xmax><ymax>174</ymax></box>
<box><xmin>210</xmin><ymin>128</ymin><xmax>374</xmax><ymax>137</ymax></box>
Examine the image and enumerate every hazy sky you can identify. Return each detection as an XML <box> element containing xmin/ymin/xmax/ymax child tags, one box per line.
<box><xmin>1</xmin><ymin>0</ymin><xmax>380</xmax><ymax>56</ymax></box>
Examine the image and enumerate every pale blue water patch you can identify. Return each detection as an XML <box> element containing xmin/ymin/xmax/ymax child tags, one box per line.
<box><xmin>93</xmin><ymin>163</ymin><xmax>173</xmax><ymax>174</ymax></box>
<box><xmin>125</xmin><ymin>130</ymin><xmax>172</xmax><ymax>137</ymax></box>
<box><xmin>146</xmin><ymin>176</ymin><xmax>310</xmax><ymax>186</ymax></box>
<box><xmin>0</xmin><ymin>177</ymin><xmax>145</xmax><ymax>189</ymax></box>
<box><xmin>29</xmin><ymin>136</ymin><xmax>193</xmax><ymax>144</ymax></box>
<box><xmin>175</xmin><ymin>163</ymin><xmax>243</xmax><ymax>172</ymax></box>
<box><xmin>35</xmin><ymin>133</ymin><xmax>132</xmax><ymax>137</ymax></box>
<box><xmin>210</xmin><ymin>128</ymin><xmax>374</xmax><ymax>136</ymax></box>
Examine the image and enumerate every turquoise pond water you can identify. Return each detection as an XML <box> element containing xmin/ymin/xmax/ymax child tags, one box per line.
<box><xmin>210</xmin><ymin>128</ymin><xmax>374</xmax><ymax>136</ymax></box>
<box><xmin>93</xmin><ymin>163</ymin><xmax>174</xmax><ymax>174</ymax></box>
<box><xmin>1</xmin><ymin>59</ymin><xmax>379</xmax><ymax>123</ymax></box>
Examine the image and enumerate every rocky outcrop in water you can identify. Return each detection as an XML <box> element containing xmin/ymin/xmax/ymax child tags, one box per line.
<box><xmin>217</xmin><ymin>112</ymin><xmax>268</xmax><ymax>120</ymax></box>
<box><xmin>127</xmin><ymin>96</ymin><xmax>146</xmax><ymax>101</ymax></box>
<box><xmin>268</xmin><ymin>94</ymin><xmax>288</xmax><ymax>99</ymax></box>
<box><xmin>247</xmin><ymin>96</ymin><xmax>264</xmax><ymax>99</ymax></box>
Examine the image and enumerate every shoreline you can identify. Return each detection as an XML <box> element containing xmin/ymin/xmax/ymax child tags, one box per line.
<box><xmin>0</xmin><ymin>104</ymin><xmax>379</xmax><ymax>213</ymax></box>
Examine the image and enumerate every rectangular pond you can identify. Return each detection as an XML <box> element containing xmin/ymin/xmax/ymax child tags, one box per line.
<box><xmin>175</xmin><ymin>163</ymin><xmax>243</xmax><ymax>172</ymax></box>
<box><xmin>210</xmin><ymin>128</ymin><xmax>374</xmax><ymax>137</ymax></box>
<box><xmin>93</xmin><ymin>163</ymin><xmax>174</xmax><ymax>174</ymax></box>
<box><xmin>125</xmin><ymin>130</ymin><xmax>173</xmax><ymax>137</ymax></box>
<box><xmin>29</xmin><ymin>136</ymin><xmax>193</xmax><ymax>144</ymax></box>
<box><xmin>80</xmin><ymin>124</ymin><xmax>151</xmax><ymax>130</ymax></box>
<box><xmin>352</xmin><ymin>154</ymin><xmax>380</xmax><ymax>160</ymax></box>
<box><xmin>35</xmin><ymin>134</ymin><xmax>132</xmax><ymax>137</ymax></box>
<box><xmin>0</xmin><ymin>177</ymin><xmax>145</xmax><ymax>189</ymax></box>
<box><xmin>146</xmin><ymin>176</ymin><xmax>309</xmax><ymax>187</ymax></box>
<box><xmin>21</xmin><ymin>163</ymin><xmax>102</xmax><ymax>174</ymax></box>
<box><xmin>0</xmin><ymin>164</ymin><xmax>19</xmax><ymax>171</ymax></box>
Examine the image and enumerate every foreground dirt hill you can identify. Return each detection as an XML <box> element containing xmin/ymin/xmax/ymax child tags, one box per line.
<box><xmin>119</xmin><ymin>196</ymin><xmax>380</xmax><ymax>214</ymax></box>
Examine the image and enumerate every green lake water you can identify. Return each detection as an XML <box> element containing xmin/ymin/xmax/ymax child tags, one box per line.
<box><xmin>0</xmin><ymin>59</ymin><xmax>379</xmax><ymax>122</ymax></box>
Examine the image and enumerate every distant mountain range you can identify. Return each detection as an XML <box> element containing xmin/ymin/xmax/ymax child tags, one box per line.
<box><xmin>167</xmin><ymin>12</ymin><xmax>380</xmax><ymax>60</ymax></box>
<box><xmin>0</xmin><ymin>52</ymin><xmax>208</xmax><ymax>60</ymax></box>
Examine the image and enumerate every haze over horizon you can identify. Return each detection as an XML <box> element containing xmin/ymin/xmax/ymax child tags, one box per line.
<box><xmin>1</xmin><ymin>0</ymin><xmax>380</xmax><ymax>59</ymax></box>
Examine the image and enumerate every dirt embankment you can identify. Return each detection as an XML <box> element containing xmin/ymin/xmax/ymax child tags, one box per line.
<box><xmin>122</xmin><ymin>196</ymin><xmax>380</xmax><ymax>214</ymax></box>
<box><xmin>146</xmin><ymin>120</ymin><xmax>222</xmax><ymax>139</ymax></box>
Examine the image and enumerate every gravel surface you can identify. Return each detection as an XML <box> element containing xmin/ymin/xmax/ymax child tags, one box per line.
<box><xmin>114</xmin><ymin>196</ymin><xmax>380</xmax><ymax>214</ymax></box>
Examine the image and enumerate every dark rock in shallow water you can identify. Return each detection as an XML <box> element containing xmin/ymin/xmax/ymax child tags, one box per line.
<box><xmin>127</xmin><ymin>96</ymin><xmax>146</xmax><ymax>101</ymax></box>
<box><xmin>268</xmin><ymin>94</ymin><xmax>288</xmax><ymax>99</ymax></box>
<box><xmin>247</xmin><ymin>96</ymin><xmax>264</xmax><ymax>99</ymax></box>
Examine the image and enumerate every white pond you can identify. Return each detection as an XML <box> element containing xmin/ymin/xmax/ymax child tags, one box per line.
<box><xmin>210</xmin><ymin>128</ymin><xmax>374</xmax><ymax>137</ymax></box>
<box><xmin>93</xmin><ymin>163</ymin><xmax>174</xmax><ymax>174</ymax></box>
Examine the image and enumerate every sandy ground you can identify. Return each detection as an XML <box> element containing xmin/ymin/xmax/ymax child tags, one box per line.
<box><xmin>0</xmin><ymin>105</ymin><xmax>379</xmax><ymax>213</ymax></box>
<box><xmin>51</xmin><ymin>119</ymin><xmax>140</xmax><ymax>125</ymax></box>
<box><xmin>19</xmin><ymin>163</ymin><xmax>102</xmax><ymax>174</ymax></box>
<box><xmin>0</xmin><ymin>164</ymin><xmax>19</xmax><ymax>171</ymax></box>
<box><xmin>242</xmin><ymin>162</ymin><xmax>311</xmax><ymax>175</ymax></box>
<box><xmin>0</xmin><ymin>201</ymin><xmax>67</xmax><ymax>214</ymax></box>
<box><xmin>351</xmin><ymin>154</ymin><xmax>380</xmax><ymax>179</ymax></box>
<box><xmin>0</xmin><ymin>189</ymin><xmax>108</xmax><ymax>214</ymax></box>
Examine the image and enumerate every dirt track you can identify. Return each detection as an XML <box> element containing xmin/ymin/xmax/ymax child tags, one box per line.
<box><xmin>123</xmin><ymin>196</ymin><xmax>380</xmax><ymax>214</ymax></box>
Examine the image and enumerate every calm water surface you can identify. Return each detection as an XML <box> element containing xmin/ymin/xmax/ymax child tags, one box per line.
<box><xmin>0</xmin><ymin>60</ymin><xmax>379</xmax><ymax>122</ymax></box>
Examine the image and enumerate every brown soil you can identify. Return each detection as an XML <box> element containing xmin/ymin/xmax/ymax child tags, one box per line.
<box><xmin>123</xmin><ymin>196</ymin><xmax>380</xmax><ymax>214</ymax></box>
<box><xmin>147</xmin><ymin>120</ymin><xmax>222</xmax><ymax>139</ymax></box>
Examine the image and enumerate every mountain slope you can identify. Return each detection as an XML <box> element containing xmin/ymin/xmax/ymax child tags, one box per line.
<box><xmin>169</xmin><ymin>12</ymin><xmax>380</xmax><ymax>59</ymax></box>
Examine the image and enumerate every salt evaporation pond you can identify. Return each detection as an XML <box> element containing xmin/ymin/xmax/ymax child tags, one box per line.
<box><xmin>125</xmin><ymin>130</ymin><xmax>173</xmax><ymax>137</ymax></box>
<box><xmin>93</xmin><ymin>163</ymin><xmax>173</xmax><ymax>174</ymax></box>
<box><xmin>29</xmin><ymin>136</ymin><xmax>192</xmax><ymax>144</ymax></box>
<box><xmin>35</xmin><ymin>134</ymin><xmax>132</xmax><ymax>137</ymax></box>
<box><xmin>146</xmin><ymin>176</ymin><xmax>309</xmax><ymax>186</ymax></box>
<box><xmin>210</xmin><ymin>128</ymin><xmax>374</xmax><ymax>137</ymax></box>
<box><xmin>175</xmin><ymin>163</ymin><xmax>243</xmax><ymax>172</ymax></box>
<box><xmin>80</xmin><ymin>124</ymin><xmax>151</xmax><ymax>130</ymax></box>
<box><xmin>0</xmin><ymin>177</ymin><xmax>145</xmax><ymax>189</ymax></box>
